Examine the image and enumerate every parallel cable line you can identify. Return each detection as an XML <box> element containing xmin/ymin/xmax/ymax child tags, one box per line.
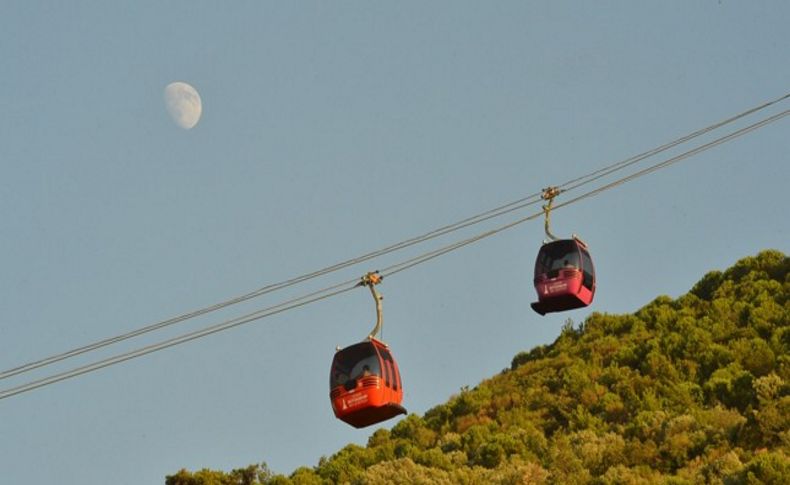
<box><xmin>0</xmin><ymin>279</ymin><xmax>360</xmax><ymax>400</ymax></box>
<box><xmin>1</xmin><ymin>92</ymin><xmax>787</xmax><ymax>383</ymax></box>
<box><xmin>0</xmin><ymin>193</ymin><xmax>543</xmax><ymax>381</ymax></box>
<box><xmin>554</xmin><ymin>108</ymin><xmax>790</xmax><ymax>210</ymax></box>
<box><xmin>557</xmin><ymin>92</ymin><xmax>790</xmax><ymax>193</ymax></box>
<box><xmin>1</xmin><ymin>105</ymin><xmax>785</xmax><ymax>401</ymax></box>
<box><xmin>384</xmin><ymin>107</ymin><xmax>790</xmax><ymax>279</ymax></box>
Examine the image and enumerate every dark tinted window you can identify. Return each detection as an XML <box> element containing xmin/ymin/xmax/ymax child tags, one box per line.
<box><xmin>580</xmin><ymin>249</ymin><xmax>594</xmax><ymax>289</ymax></box>
<box><xmin>379</xmin><ymin>349</ymin><xmax>394</xmax><ymax>389</ymax></box>
<box><xmin>535</xmin><ymin>240</ymin><xmax>580</xmax><ymax>275</ymax></box>
<box><xmin>330</xmin><ymin>343</ymin><xmax>381</xmax><ymax>388</ymax></box>
<box><xmin>395</xmin><ymin>364</ymin><xmax>403</xmax><ymax>391</ymax></box>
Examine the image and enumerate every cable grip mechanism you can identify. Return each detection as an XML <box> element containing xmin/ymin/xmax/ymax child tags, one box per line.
<box><xmin>541</xmin><ymin>186</ymin><xmax>561</xmax><ymax>242</ymax></box>
<box><xmin>360</xmin><ymin>271</ymin><xmax>384</xmax><ymax>340</ymax></box>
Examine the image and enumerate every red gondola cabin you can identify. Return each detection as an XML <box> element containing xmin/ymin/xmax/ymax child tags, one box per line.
<box><xmin>330</xmin><ymin>337</ymin><xmax>406</xmax><ymax>428</ymax></box>
<box><xmin>531</xmin><ymin>237</ymin><xmax>596</xmax><ymax>315</ymax></box>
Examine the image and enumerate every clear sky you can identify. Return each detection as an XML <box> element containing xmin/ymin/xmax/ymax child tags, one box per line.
<box><xmin>1</xmin><ymin>2</ymin><xmax>788</xmax><ymax>484</ymax></box>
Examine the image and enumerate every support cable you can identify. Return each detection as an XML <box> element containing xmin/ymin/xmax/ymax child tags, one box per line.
<box><xmin>1</xmin><ymin>93</ymin><xmax>787</xmax><ymax>383</ymax></box>
<box><xmin>0</xmin><ymin>106</ymin><xmax>786</xmax><ymax>401</ymax></box>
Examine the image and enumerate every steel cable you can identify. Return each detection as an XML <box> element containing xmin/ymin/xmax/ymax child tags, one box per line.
<box><xmin>1</xmin><ymin>104</ymin><xmax>785</xmax><ymax>401</ymax></box>
<box><xmin>1</xmin><ymin>92</ymin><xmax>787</xmax><ymax>384</ymax></box>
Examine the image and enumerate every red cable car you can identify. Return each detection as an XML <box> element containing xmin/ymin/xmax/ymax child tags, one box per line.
<box><xmin>330</xmin><ymin>337</ymin><xmax>406</xmax><ymax>428</ymax></box>
<box><xmin>330</xmin><ymin>272</ymin><xmax>407</xmax><ymax>428</ymax></box>
<box><xmin>531</xmin><ymin>237</ymin><xmax>596</xmax><ymax>315</ymax></box>
<box><xmin>530</xmin><ymin>187</ymin><xmax>596</xmax><ymax>316</ymax></box>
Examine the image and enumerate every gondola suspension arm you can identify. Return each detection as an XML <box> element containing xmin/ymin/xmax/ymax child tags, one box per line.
<box><xmin>541</xmin><ymin>186</ymin><xmax>561</xmax><ymax>241</ymax></box>
<box><xmin>360</xmin><ymin>271</ymin><xmax>384</xmax><ymax>340</ymax></box>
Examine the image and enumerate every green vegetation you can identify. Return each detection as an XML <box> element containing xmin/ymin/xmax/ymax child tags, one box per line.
<box><xmin>167</xmin><ymin>250</ymin><xmax>789</xmax><ymax>484</ymax></box>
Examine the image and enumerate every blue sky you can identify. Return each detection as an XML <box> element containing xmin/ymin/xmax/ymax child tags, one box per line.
<box><xmin>1</xmin><ymin>2</ymin><xmax>788</xmax><ymax>484</ymax></box>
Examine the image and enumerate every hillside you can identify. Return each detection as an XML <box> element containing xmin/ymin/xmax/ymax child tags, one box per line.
<box><xmin>167</xmin><ymin>250</ymin><xmax>789</xmax><ymax>484</ymax></box>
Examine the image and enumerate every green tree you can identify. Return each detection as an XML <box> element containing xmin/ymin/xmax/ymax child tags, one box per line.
<box><xmin>168</xmin><ymin>251</ymin><xmax>789</xmax><ymax>485</ymax></box>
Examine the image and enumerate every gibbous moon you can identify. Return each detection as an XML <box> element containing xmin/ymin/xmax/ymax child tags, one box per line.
<box><xmin>164</xmin><ymin>81</ymin><xmax>202</xmax><ymax>129</ymax></box>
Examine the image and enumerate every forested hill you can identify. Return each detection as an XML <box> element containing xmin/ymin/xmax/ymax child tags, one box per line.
<box><xmin>167</xmin><ymin>250</ymin><xmax>789</xmax><ymax>484</ymax></box>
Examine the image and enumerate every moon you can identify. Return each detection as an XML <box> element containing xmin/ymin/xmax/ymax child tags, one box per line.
<box><xmin>164</xmin><ymin>81</ymin><xmax>202</xmax><ymax>129</ymax></box>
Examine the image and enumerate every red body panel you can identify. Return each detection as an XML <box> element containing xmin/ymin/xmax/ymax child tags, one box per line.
<box><xmin>531</xmin><ymin>268</ymin><xmax>593</xmax><ymax>315</ymax></box>
<box><xmin>330</xmin><ymin>376</ymin><xmax>406</xmax><ymax>428</ymax></box>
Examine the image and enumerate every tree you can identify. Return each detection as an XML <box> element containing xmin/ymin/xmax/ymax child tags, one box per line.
<box><xmin>168</xmin><ymin>251</ymin><xmax>789</xmax><ymax>485</ymax></box>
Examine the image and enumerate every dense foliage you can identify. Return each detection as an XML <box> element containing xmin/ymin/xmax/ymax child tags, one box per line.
<box><xmin>167</xmin><ymin>250</ymin><xmax>789</xmax><ymax>484</ymax></box>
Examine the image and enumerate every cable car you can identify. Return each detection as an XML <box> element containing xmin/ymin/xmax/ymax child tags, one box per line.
<box><xmin>330</xmin><ymin>337</ymin><xmax>406</xmax><ymax>428</ymax></box>
<box><xmin>531</xmin><ymin>237</ymin><xmax>596</xmax><ymax>315</ymax></box>
<box><xmin>330</xmin><ymin>272</ymin><xmax>406</xmax><ymax>428</ymax></box>
<box><xmin>530</xmin><ymin>187</ymin><xmax>596</xmax><ymax>316</ymax></box>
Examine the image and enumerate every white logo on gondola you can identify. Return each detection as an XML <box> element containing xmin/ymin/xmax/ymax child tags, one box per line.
<box><xmin>342</xmin><ymin>394</ymin><xmax>369</xmax><ymax>408</ymax></box>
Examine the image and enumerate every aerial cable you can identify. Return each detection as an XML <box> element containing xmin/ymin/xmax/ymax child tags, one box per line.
<box><xmin>0</xmin><ymin>196</ymin><xmax>550</xmax><ymax>382</ymax></box>
<box><xmin>0</xmin><ymin>194</ymin><xmax>546</xmax><ymax>381</ymax></box>
<box><xmin>383</xmin><ymin>107</ymin><xmax>790</xmax><ymax>277</ymax></box>
<box><xmin>556</xmin><ymin>91</ymin><xmax>790</xmax><ymax>194</ymax></box>
<box><xmin>0</xmin><ymin>278</ymin><xmax>361</xmax><ymax>401</ymax></box>
<box><xmin>0</xmin><ymin>105</ymin><xmax>786</xmax><ymax>401</ymax></box>
<box><xmin>1</xmin><ymin>93</ymin><xmax>786</xmax><ymax>382</ymax></box>
<box><xmin>2</xmin><ymin>92</ymin><xmax>787</xmax><ymax>383</ymax></box>
<box><xmin>552</xmin><ymin>107</ymin><xmax>790</xmax><ymax>211</ymax></box>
